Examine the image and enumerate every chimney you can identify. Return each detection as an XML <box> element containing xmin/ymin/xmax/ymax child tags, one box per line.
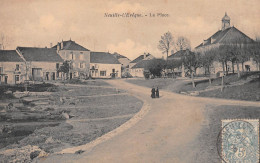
<box><xmin>143</xmin><ymin>52</ymin><xmax>146</xmax><ymax>58</ymax></box>
<box><xmin>50</xmin><ymin>43</ymin><xmax>53</xmax><ymax>48</ymax></box>
<box><xmin>57</xmin><ymin>42</ymin><xmax>60</xmax><ymax>51</ymax></box>
<box><xmin>203</xmin><ymin>40</ymin><xmax>208</xmax><ymax>45</ymax></box>
<box><xmin>61</xmin><ymin>40</ymin><xmax>64</xmax><ymax>49</ymax></box>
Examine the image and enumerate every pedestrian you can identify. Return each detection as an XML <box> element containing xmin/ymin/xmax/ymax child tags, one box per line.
<box><xmin>151</xmin><ymin>87</ymin><xmax>155</xmax><ymax>98</ymax></box>
<box><xmin>156</xmin><ymin>87</ymin><xmax>159</xmax><ymax>98</ymax></box>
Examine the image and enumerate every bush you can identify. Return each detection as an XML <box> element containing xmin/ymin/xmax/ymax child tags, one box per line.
<box><xmin>143</xmin><ymin>71</ymin><xmax>150</xmax><ymax>79</ymax></box>
<box><xmin>122</xmin><ymin>72</ymin><xmax>133</xmax><ymax>78</ymax></box>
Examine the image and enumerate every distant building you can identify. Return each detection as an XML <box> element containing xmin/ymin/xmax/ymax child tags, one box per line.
<box><xmin>0</xmin><ymin>50</ymin><xmax>25</xmax><ymax>84</ymax></box>
<box><xmin>130</xmin><ymin>58</ymin><xmax>165</xmax><ymax>78</ymax></box>
<box><xmin>129</xmin><ymin>53</ymin><xmax>154</xmax><ymax>68</ymax></box>
<box><xmin>112</xmin><ymin>52</ymin><xmax>131</xmax><ymax>68</ymax></box>
<box><xmin>195</xmin><ymin>13</ymin><xmax>258</xmax><ymax>75</ymax></box>
<box><xmin>90</xmin><ymin>52</ymin><xmax>121</xmax><ymax>78</ymax></box>
<box><xmin>129</xmin><ymin>53</ymin><xmax>155</xmax><ymax>77</ymax></box>
<box><xmin>16</xmin><ymin>47</ymin><xmax>63</xmax><ymax>81</ymax></box>
<box><xmin>168</xmin><ymin>50</ymin><xmax>192</xmax><ymax>77</ymax></box>
<box><xmin>52</xmin><ymin>39</ymin><xmax>90</xmax><ymax>79</ymax></box>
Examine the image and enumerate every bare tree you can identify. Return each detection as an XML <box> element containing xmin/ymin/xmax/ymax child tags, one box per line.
<box><xmin>158</xmin><ymin>31</ymin><xmax>174</xmax><ymax>61</ymax></box>
<box><xmin>0</xmin><ymin>33</ymin><xmax>12</xmax><ymax>50</ymax></box>
<box><xmin>201</xmin><ymin>49</ymin><xmax>216</xmax><ymax>85</ymax></box>
<box><xmin>175</xmin><ymin>36</ymin><xmax>191</xmax><ymax>51</ymax></box>
<box><xmin>181</xmin><ymin>50</ymin><xmax>197</xmax><ymax>88</ymax></box>
<box><xmin>0</xmin><ymin>33</ymin><xmax>5</xmax><ymax>50</ymax></box>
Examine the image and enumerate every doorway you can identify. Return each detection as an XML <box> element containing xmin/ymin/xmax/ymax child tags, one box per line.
<box><xmin>4</xmin><ymin>76</ymin><xmax>8</xmax><ymax>84</ymax></box>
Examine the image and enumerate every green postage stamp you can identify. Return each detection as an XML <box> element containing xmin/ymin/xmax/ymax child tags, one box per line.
<box><xmin>221</xmin><ymin>119</ymin><xmax>259</xmax><ymax>163</ymax></box>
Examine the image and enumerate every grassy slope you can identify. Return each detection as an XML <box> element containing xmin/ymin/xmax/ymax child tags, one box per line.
<box><xmin>126</xmin><ymin>72</ymin><xmax>260</xmax><ymax>101</ymax></box>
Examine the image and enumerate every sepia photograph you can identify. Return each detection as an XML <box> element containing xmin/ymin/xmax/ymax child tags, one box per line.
<box><xmin>0</xmin><ymin>0</ymin><xmax>259</xmax><ymax>162</ymax></box>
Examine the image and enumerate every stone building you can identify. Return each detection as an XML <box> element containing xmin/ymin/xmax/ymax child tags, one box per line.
<box><xmin>90</xmin><ymin>52</ymin><xmax>121</xmax><ymax>79</ymax></box>
<box><xmin>0</xmin><ymin>50</ymin><xmax>26</xmax><ymax>84</ymax></box>
<box><xmin>16</xmin><ymin>47</ymin><xmax>63</xmax><ymax>81</ymax></box>
<box><xmin>195</xmin><ymin>13</ymin><xmax>257</xmax><ymax>75</ymax></box>
<box><xmin>52</xmin><ymin>39</ymin><xmax>90</xmax><ymax>79</ymax></box>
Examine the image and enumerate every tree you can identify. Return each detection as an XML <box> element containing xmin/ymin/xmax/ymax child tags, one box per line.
<box><xmin>158</xmin><ymin>31</ymin><xmax>174</xmax><ymax>62</ymax></box>
<box><xmin>0</xmin><ymin>33</ymin><xmax>5</xmax><ymax>50</ymax></box>
<box><xmin>250</xmin><ymin>41</ymin><xmax>260</xmax><ymax>71</ymax></box>
<box><xmin>201</xmin><ymin>49</ymin><xmax>216</xmax><ymax>85</ymax></box>
<box><xmin>181</xmin><ymin>50</ymin><xmax>197</xmax><ymax>88</ymax></box>
<box><xmin>175</xmin><ymin>36</ymin><xmax>191</xmax><ymax>51</ymax></box>
<box><xmin>229</xmin><ymin>43</ymin><xmax>244</xmax><ymax>78</ymax></box>
<box><xmin>147</xmin><ymin>59</ymin><xmax>166</xmax><ymax>77</ymax></box>
<box><xmin>217</xmin><ymin>45</ymin><xmax>232</xmax><ymax>75</ymax></box>
<box><xmin>58</xmin><ymin>61</ymin><xmax>70</xmax><ymax>80</ymax></box>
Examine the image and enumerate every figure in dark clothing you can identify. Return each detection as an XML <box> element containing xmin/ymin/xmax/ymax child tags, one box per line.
<box><xmin>151</xmin><ymin>87</ymin><xmax>156</xmax><ymax>98</ymax></box>
<box><xmin>156</xmin><ymin>87</ymin><xmax>160</xmax><ymax>98</ymax></box>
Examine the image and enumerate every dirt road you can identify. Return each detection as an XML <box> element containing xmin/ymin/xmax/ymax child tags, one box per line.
<box><xmin>38</xmin><ymin>79</ymin><xmax>260</xmax><ymax>163</ymax></box>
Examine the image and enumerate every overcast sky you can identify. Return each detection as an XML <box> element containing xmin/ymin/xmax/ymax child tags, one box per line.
<box><xmin>0</xmin><ymin>0</ymin><xmax>259</xmax><ymax>60</ymax></box>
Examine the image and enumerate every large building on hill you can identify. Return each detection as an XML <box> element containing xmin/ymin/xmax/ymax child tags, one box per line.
<box><xmin>52</xmin><ymin>39</ymin><xmax>90</xmax><ymax>79</ymax></box>
<box><xmin>195</xmin><ymin>13</ymin><xmax>255</xmax><ymax>53</ymax></box>
<box><xmin>195</xmin><ymin>13</ymin><xmax>258</xmax><ymax>75</ymax></box>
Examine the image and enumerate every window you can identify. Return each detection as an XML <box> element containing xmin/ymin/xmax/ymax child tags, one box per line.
<box><xmin>56</xmin><ymin>63</ymin><xmax>60</xmax><ymax>69</ymax></box>
<box><xmin>15</xmin><ymin>75</ymin><xmax>19</xmax><ymax>82</ymax></box>
<box><xmin>80</xmin><ymin>63</ymin><xmax>84</xmax><ymax>68</ymax></box>
<box><xmin>70</xmin><ymin>52</ymin><xmax>74</xmax><ymax>60</ymax></box>
<box><xmin>0</xmin><ymin>67</ymin><xmax>3</xmax><ymax>73</ymax></box>
<box><xmin>100</xmin><ymin>71</ymin><xmax>106</xmax><ymax>76</ymax></box>
<box><xmin>79</xmin><ymin>54</ymin><xmax>84</xmax><ymax>60</ymax></box>
<box><xmin>16</xmin><ymin>64</ymin><xmax>20</xmax><ymax>71</ymax></box>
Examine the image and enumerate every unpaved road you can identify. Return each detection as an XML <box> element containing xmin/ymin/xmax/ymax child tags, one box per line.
<box><xmin>38</xmin><ymin>79</ymin><xmax>260</xmax><ymax>163</ymax></box>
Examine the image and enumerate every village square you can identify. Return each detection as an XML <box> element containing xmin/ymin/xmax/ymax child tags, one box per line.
<box><xmin>0</xmin><ymin>0</ymin><xmax>260</xmax><ymax>162</ymax></box>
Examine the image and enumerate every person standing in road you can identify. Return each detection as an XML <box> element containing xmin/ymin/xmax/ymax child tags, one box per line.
<box><xmin>151</xmin><ymin>87</ymin><xmax>156</xmax><ymax>98</ymax></box>
<box><xmin>156</xmin><ymin>87</ymin><xmax>160</xmax><ymax>98</ymax></box>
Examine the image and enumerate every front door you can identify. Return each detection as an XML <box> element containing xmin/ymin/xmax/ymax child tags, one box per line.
<box><xmin>111</xmin><ymin>69</ymin><xmax>115</xmax><ymax>78</ymax></box>
<box><xmin>15</xmin><ymin>75</ymin><xmax>19</xmax><ymax>84</ymax></box>
<box><xmin>32</xmin><ymin>68</ymin><xmax>42</xmax><ymax>81</ymax></box>
<box><xmin>46</xmin><ymin>72</ymin><xmax>49</xmax><ymax>80</ymax></box>
<box><xmin>4</xmin><ymin>76</ymin><xmax>8</xmax><ymax>84</ymax></box>
<box><xmin>51</xmin><ymin>72</ymin><xmax>55</xmax><ymax>80</ymax></box>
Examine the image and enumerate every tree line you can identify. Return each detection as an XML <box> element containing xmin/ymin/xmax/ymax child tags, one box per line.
<box><xmin>144</xmin><ymin>31</ymin><xmax>260</xmax><ymax>87</ymax></box>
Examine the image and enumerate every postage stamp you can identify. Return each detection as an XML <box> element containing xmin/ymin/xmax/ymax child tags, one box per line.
<box><xmin>221</xmin><ymin>119</ymin><xmax>259</xmax><ymax>163</ymax></box>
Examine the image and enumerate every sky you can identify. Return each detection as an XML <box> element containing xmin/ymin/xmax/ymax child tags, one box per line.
<box><xmin>0</xmin><ymin>0</ymin><xmax>259</xmax><ymax>60</ymax></box>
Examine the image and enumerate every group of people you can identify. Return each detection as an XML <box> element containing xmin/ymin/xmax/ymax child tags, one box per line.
<box><xmin>151</xmin><ymin>87</ymin><xmax>159</xmax><ymax>98</ymax></box>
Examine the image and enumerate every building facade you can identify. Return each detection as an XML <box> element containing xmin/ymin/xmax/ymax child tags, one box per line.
<box><xmin>129</xmin><ymin>53</ymin><xmax>154</xmax><ymax>69</ymax></box>
<box><xmin>16</xmin><ymin>47</ymin><xmax>63</xmax><ymax>81</ymax></box>
<box><xmin>90</xmin><ymin>52</ymin><xmax>121</xmax><ymax>79</ymax></box>
<box><xmin>53</xmin><ymin>40</ymin><xmax>90</xmax><ymax>79</ymax></box>
<box><xmin>195</xmin><ymin>13</ymin><xmax>257</xmax><ymax>75</ymax></box>
<box><xmin>0</xmin><ymin>50</ymin><xmax>26</xmax><ymax>84</ymax></box>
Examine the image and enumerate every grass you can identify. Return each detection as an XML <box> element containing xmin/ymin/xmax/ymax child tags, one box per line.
<box><xmin>179</xmin><ymin>72</ymin><xmax>260</xmax><ymax>92</ymax></box>
<box><xmin>126</xmin><ymin>72</ymin><xmax>260</xmax><ymax>101</ymax></box>
<box><xmin>126</xmin><ymin>78</ymin><xmax>188</xmax><ymax>92</ymax></box>
<box><xmin>0</xmin><ymin>83</ymin><xmax>143</xmax><ymax>161</ymax></box>
<box><xmin>199</xmin><ymin>78</ymin><xmax>260</xmax><ymax>101</ymax></box>
<box><xmin>61</xmin><ymin>79</ymin><xmax>110</xmax><ymax>86</ymax></box>
<box><xmin>0</xmin><ymin>83</ymin><xmax>59</xmax><ymax>100</ymax></box>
